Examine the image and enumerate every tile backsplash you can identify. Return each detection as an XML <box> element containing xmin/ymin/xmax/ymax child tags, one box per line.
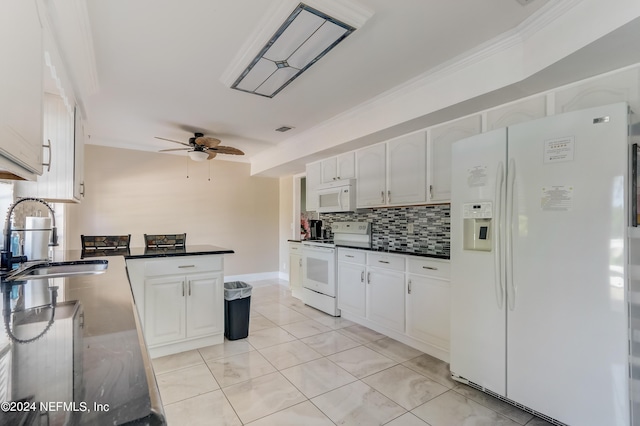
<box><xmin>320</xmin><ymin>204</ymin><xmax>450</xmax><ymax>257</ymax></box>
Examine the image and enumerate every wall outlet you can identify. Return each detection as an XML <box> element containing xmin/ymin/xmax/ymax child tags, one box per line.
<box><xmin>407</xmin><ymin>223</ymin><xmax>414</xmax><ymax>234</ymax></box>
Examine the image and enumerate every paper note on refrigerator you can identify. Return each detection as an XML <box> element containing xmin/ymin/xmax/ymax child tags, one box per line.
<box><xmin>541</xmin><ymin>186</ymin><xmax>573</xmax><ymax>211</ymax></box>
<box><xmin>467</xmin><ymin>165</ymin><xmax>488</xmax><ymax>187</ymax></box>
<box><xmin>544</xmin><ymin>136</ymin><xmax>575</xmax><ymax>163</ymax></box>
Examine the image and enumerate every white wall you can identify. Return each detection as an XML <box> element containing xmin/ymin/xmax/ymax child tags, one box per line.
<box><xmin>66</xmin><ymin>145</ymin><xmax>280</xmax><ymax>276</ymax></box>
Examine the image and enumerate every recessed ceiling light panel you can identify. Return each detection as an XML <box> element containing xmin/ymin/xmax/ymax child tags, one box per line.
<box><xmin>231</xmin><ymin>3</ymin><xmax>355</xmax><ymax>98</ymax></box>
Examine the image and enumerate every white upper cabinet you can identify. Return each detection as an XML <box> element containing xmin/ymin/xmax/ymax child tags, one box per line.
<box><xmin>305</xmin><ymin>161</ymin><xmax>322</xmax><ymax>211</ymax></box>
<box><xmin>336</xmin><ymin>152</ymin><xmax>355</xmax><ymax>180</ymax></box>
<box><xmin>356</xmin><ymin>143</ymin><xmax>387</xmax><ymax>207</ymax></box>
<box><xmin>356</xmin><ymin>132</ymin><xmax>427</xmax><ymax>208</ymax></box>
<box><xmin>427</xmin><ymin>115</ymin><xmax>481</xmax><ymax>203</ymax></box>
<box><xmin>387</xmin><ymin>131</ymin><xmax>427</xmax><ymax>205</ymax></box>
<box><xmin>15</xmin><ymin>96</ymin><xmax>84</xmax><ymax>202</ymax></box>
<box><xmin>0</xmin><ymin>0</ymin><xmax>44</xmax><ymax>178</ymax></box>
<box><xmin>321</xmin><ymin>152</ymin><xmax>355</xmax><ymax>183</ymax></box>
<box><xmin>321</xmin><ymin>157</ymin><xmax>337</xmax><ymax>183</ymax></box>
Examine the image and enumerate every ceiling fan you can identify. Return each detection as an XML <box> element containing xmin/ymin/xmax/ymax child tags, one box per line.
<box><xmin>155</xmin><ymin>132</ymin><xmax>244</xmax><ymax>161</ymax></box>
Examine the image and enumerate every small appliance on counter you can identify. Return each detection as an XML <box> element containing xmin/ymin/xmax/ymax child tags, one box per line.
<box><xmin>309</xmin><ymin>220</ymin><xmax>323</xmax><ymax>240</ymax></box>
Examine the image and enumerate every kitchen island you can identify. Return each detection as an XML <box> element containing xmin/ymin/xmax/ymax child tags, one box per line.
<box><xmin>0</xmin><ymin>244</ymin><xmax>233</xmax><ymax>425</ymax></box>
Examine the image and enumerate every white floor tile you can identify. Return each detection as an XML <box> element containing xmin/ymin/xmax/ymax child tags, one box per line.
<box><xmin>206</xmin><ymin>350</ymin><xmax>276</xmax><ymax>387</ymax></box>
<box><xmin>311</xmin><ymin>380</ymin><xmax>406</xmax><ymax>425</ymax></box>
<box><xmin>156</xmin><ymin>363</ymin><xmax>219</xmax><ymax>405</ymax></box>
<box><xmin>258</xmin><ymin>340</ymin><xmax>322</xmax><ymax>370</ymax></box>
<box><xmin>164</xmin><ymin>390</ymin><xmax>241</xmax><ymax>426</ymax></box>
<box><xmin>327</xmin><ymin>345</ymin><xmax>397</xmax><ymax>378</ymax></box>
<box><xmin>152</xmin><ymin>349</ymin><xmax>203</xmax><ymax>375</ymax></box>
<box><xmin>280</xmin><ymin>357</ymin><xmax>357</xmax><ymax>398</ymax></box>
<box><xmin>244</xmin><ymin>401</ymin><xmax>334</xmax><ymax>426</ymax></box>
<box><xmin>222</xmin><ymin>372</ymin><xmax>306</xmax><ymax>424</ymax></box>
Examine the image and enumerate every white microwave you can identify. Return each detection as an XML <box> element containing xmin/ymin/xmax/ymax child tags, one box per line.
<box><xmin>316</xmin><ymin>179</ymin><xmax>356</xmax><ymax>213</ymax></box>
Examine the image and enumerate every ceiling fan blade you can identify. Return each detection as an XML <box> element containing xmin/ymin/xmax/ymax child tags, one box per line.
<box><xmin>155</xmin><ymin>136</ymin><xmax>191</xmax><ymax>147</ymax></box>
<box><xmin>209</xmin><ymin>146</ymin><xmax>244</xmax><ymax>155</ymax></box>
<box><xmin>159</xmin><ymin>148</ymin><xmax>190</xmax><ymax>152</ymax></box>
<box><xmin>195</xmin><ymin>136</ymin><xmax>221</xmax><ymax>148</ymax></box>
<box><xmin>207</xmin><ymin>152</ymin><xmax>217</xmax><ymax>160</ymax></box>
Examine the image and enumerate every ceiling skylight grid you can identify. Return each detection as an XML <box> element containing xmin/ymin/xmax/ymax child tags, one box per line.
<box><xmin>231</xmin><ymin>3</ymin><xmax>355</xmax><ymax>98</ymax></box>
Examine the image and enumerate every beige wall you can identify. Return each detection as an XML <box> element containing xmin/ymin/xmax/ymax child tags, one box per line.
<box><xmin>66</xmin><ymin>145</ymin><xmax>280</xmax><ymax>276</ymax></box>
<box><xmin>279</xmin><ymin>175</ymin><xmax>293</xmax><ymax>277</ymax></box>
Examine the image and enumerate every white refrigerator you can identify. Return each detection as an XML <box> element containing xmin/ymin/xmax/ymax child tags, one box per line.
<box><xmin>450</xmin><ymin>102</ymin><xmax>630</xmax><ymax>426</ymax></box>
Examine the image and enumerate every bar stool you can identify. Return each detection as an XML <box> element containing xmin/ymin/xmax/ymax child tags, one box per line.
<box><xmin>144</xmin><ymin>233</ymin><xmax>186</xmax><ymax>248</ymax></box>
<box><xmin>81</xmin><ymin>234</ymin><xmax>131</xmax><ymax>251</ymax></box>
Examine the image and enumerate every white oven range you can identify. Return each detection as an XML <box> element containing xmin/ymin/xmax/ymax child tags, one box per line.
<box><xmin>301</xmin><ymin>221</ymin><xmax>371</xmax><ymax>316</ymax></box>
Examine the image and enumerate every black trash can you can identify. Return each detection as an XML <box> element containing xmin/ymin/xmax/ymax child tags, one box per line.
<box><xmin>224</xmin><ymin>281</ymin><xmax>252</xmax><ymax>340</ymax></box>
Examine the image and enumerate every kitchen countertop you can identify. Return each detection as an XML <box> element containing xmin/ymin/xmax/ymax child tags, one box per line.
<box><xmin>0</xmin><ymin>245</ymin><xmax>233</xmax><ymax>425</ymax></box>
<box><xmin>289</xmin><ymin>239</ymin><xmax>449</xmax><ymax>260</ymax></box>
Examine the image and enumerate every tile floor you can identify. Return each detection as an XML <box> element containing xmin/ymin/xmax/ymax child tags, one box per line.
<box><xmin>153</xmin><ymin>278</ymin><xmax>554</xmax><ymax>426</ymax></box>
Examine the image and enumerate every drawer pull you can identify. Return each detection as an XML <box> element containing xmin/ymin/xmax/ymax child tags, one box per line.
<box><xmin>378</xmin><ymin>260</ymin><xmax>390</xmax><ymax>264</ymax></box>
<box><xmin>345</xmin><ymin>255</ymin><xmax>355</xmax><ymax>258</ymax></box>
<box><xmin>179</xmin><ymin>265</ymin><xmax>196</xmax><ymax>268</ymax></box>
<box><xmin>422</xmin><ymin>266</ymin><xmax>438</xmax><ymax>270</ymax></box>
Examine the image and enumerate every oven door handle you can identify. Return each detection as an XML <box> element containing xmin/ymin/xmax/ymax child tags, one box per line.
<box><xmin>303</xmin><ymin>246</ymin><xmax>335</xmax><ymax>253</ymax></box>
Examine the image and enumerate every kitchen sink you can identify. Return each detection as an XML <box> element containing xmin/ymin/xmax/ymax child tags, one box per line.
<box><xmin>4</xmin><ymin>260</ymin><xmax>108</xmax><ymax>282</ymax></box>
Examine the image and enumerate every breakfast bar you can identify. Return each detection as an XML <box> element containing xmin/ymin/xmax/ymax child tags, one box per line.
<box><xmin>0</xmin><ymin>245</ymin><xmax>233</xmax><ymax>425</ymax></box>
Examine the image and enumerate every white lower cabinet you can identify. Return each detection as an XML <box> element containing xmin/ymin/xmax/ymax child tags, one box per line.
<box><xmin>186</xmin><ymin>273</ymin><xmax>224</xmax><ymax>338</ymax></box>
<box><xmin>145</xmin><ymin>275</ymin><xmax>187</xmax><ymax>345</ymax></box>
<box><xmin>289</xmin><ymin>242</ymin><xmax>303</xmax><ymax>299</ymax></box>
<box><xmin>366</xmin><ymin>266</ymin><xmax>405</xmax><ymax>333</ymax></box>
<box><xmin>337</xmin><ymin>247</ymin><xmax>450</xmax><ymax>361</ymax></box>
<box><xmin>406</xmin><ymin>258</ymin><xmax>451</xmax><ymax>351</ymax></box>
<box><xmin>337</xmin><ymin>249</ymin><xmax>366</xmax><ymax>316</ymax></box>
<box><xmin>127</xmin><ymin>255</ymin><xmax>225</xmax><ymax>358</ymax></box>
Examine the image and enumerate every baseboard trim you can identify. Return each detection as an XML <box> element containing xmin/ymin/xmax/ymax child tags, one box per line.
<box><xmin>224</xmin><ymin>271</ymin><xmax>286</xmax><ymax>283</ymax></box>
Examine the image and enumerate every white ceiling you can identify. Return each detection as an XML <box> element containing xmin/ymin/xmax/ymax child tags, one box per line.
<box><xmin>67</xmin><ymin>0</ymin><xmax>552</xmax><ymax>169</ymax></box>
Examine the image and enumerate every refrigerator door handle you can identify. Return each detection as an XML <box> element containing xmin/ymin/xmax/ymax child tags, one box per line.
<box><xmin>506</xmin><ymin>158</ymin><xmax>516</xmax><ymax>311</ymax></box>
<box><xmin>494</xmin><ymin>161</ymin><xmax>505</xmax><ymax>309</ymax></box>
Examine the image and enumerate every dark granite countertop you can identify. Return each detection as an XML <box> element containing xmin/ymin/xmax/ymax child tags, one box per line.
<box><xmin>0</xmin><ymin>245</ymin><xmax>233</xmax><ymax>425</ymax></box>
<box><xmin>288</xmin><ymin>239</ymin><xmax>449</xmax><ymax>260</ymax></box>
<box><xmin>336</xmin><ymin>245</ymin><xmax>450</xmax><ymax>260</ymax></box>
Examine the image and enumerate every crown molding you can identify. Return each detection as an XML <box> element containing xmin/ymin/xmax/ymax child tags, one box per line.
<box><xmin>288</xmin><ymin>0</ymin><xmax>586</xmax><ymax>137</ymax></box>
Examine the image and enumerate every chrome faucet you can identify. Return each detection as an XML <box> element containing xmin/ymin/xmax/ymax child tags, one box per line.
<box><xmin>1</xmin><ymin>197</ymin><xmax>58</xmax><ymax>271</ymax></box>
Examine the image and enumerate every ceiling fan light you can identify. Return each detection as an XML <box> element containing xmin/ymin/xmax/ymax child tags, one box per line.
<box><xmin>188</xmin><ymin>150</ymin><xmax>209</xmax><ymax>162</ymax></box>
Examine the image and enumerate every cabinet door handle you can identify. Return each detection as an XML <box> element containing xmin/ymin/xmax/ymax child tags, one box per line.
<box><xmin>80</xmin><ymin>182</ymin><xmax>85</xmax><ymax>197</ymax></box>
<box><xmin>378</xmin><ymin>260</ymin><xmax>390</xmax><ymax>264</ymax></box>
<box><xmin>422</xmin><ymin>266</ymin><xmax>438</xmax><ymax>270</ymax></box>
<box><xmin>381</xmin><ymin>191</ymin><xmax>384</xmax><ymax>203</ymax></box>
<box><xmin>367</xmin><ymin>272</ymin><xmax>371</xmax><ymax>284</ymax></box>
<box><xmin>408</xmin><ymin>279</ymin><xmax>412</xmax><ymax>294</ymax></box>
<box><xmin>429</xmin><ymin>184</ymin><xmax>433</xmax><ymax>199</ymax></box>
<box><xmin>179</xmin><ymin>265</ymin><xmax>195</xmax><ymax>268</ymax></box>
<box><xmin>361</xmin><ymin>271</ymin><xmax>364</xmax><ymax>282</ymax></box>
<box><xmin>388</xmin><ymin>190</ymin><xmax>391</xmax><ymax>203</ymax></box>
<box><xmin>299</xmin><ymin>258</ymin><xmax>302</xmax><ymax>267</ymax></box>
<box><xmin>182</xmin><ymin>281</ymin><xmax>185</xmax><ymax>297</ymax></box>
<box><xmin>42</xmin><ymin>139</ymin><xmax>52</xmax><ymax>172</ymax></box>
<box><xmin>188</xmin><ymin>281</ymin><xmax>192</xmax><ymax>296</ymax></box>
